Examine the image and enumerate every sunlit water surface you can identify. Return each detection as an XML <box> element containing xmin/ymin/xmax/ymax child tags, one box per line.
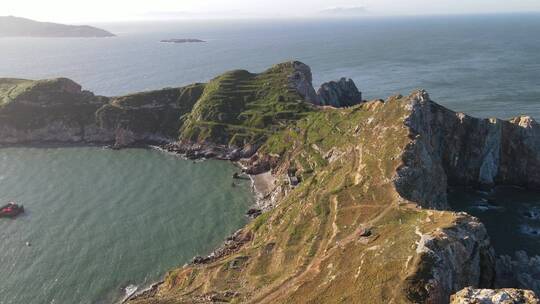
<box><xmin>0</xmin><ymin>148</ymin><xmax>252</xmax><ymax>304</ymax></box>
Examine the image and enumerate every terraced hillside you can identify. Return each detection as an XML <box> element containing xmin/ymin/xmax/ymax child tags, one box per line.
<box><xmin>0</xmin><ymin>62</ymin><xmax>314</xmax><ymax>147</ymax></box>
<box><xmin>179</xmin><ymin>63</ymin><xmax>314</xmax><ymax>147</ymax></box>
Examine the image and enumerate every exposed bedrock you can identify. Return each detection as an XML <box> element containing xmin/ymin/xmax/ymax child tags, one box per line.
<box><xmin>495</xmin><ymin>251</ymin><xmax>540</xmax><ymax>296</ymax></box>
<box><xmin>288</xmin><ymin>62</ymin><xmax>363</xmax><ymax>108</ymax></box>
<box><xmin>396</xmin><ymin>90</ymin><xmax>540</xmax><ymax>209</ymax></box>
<box><xmin>287</xmin><ymin>61</ymin><xmax>320</xmax><ymax>105</ymax></box>
<box><xmin>407</xmin><ymin>214</ymin><xmax>496</xmax><ymax>303</ymax></box>
<box><xmin>317</xmin><ymin>77</ymin><xmax>363</xmax><ymax>107</ymax></box>
<box><xmin>96</xmin><ymin>83</ymin><xmax>206</xmax><ymax>147</ymax></box>
<box><xmin>0</xmin><ymin>78</ymin><xmax>114</xmax><ymax>144</ymax></box>
<box><xmin>451</xmin><ymin>287</ymin><xmax>540</xmax><ymax>304</ymax></box>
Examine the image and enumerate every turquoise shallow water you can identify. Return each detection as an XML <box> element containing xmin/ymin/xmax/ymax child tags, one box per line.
<box><xmin>0</xmin><ymin>147</ymin><xmax>252</xmax><ymax>304</ymax></box>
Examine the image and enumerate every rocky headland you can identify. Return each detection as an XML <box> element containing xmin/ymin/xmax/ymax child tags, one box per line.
<box><xmin>0</xmin><ymin>16</ymin><xmax>115</xmax><ymax>38</ymax></box>
<box><xmin>1</xmin><ymin>61</ymin><xmax>540</xmax><ymax>304</ymax></box>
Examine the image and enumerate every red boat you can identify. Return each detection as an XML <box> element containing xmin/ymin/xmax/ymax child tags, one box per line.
<box><xmin>0</xmin><ymin>202</ymin><xmax>24</xmax><ymax>218</ymax></box>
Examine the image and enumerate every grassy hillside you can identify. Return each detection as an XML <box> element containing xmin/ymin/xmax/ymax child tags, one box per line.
<box><xmin>0</xmin><ymin>78</ymin><xmax>105</xmax><ymax>130</ymax></box>
<box><xmin>96</xmin><ymin>83</ymin><xmax>205</xmax><ymax>138</ymax></box>
<box><xmin>179</xmin><ymin>62</ymin><xmax>314</xmax><ymax>147</ymax></box>
<box><xmin>129</xmin><ymin>95</ymin><xmax>480</xmax><ymax>304</ymax></box>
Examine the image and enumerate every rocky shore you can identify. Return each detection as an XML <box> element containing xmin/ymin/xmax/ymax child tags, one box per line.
<box><xmin>2</xmin><ymin>62</ymin><xmax>540</xmax><ymax>304</ymax></box>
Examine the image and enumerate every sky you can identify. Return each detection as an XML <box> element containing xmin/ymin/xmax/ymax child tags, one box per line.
<box><xmin>2</xmin><ymin>0</ymin><xmax>540</xmax><ymax>23</ymax></box>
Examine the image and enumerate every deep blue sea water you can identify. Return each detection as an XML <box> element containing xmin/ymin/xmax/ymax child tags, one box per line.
<box><xmin>0</xmin><ymin>14</ymin><xmax>539</xmax><ymax>119</ymax></box>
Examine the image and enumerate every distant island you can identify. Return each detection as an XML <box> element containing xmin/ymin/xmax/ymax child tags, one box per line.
<box><xmin>0</xmin><ymin>16</ymin><xmax>115</xmax><ymax>38</ymax></box>
<box><xmin>160</xmin><ymin>38</ymin><xmax>206</xmax><ymax>44</ymax></box>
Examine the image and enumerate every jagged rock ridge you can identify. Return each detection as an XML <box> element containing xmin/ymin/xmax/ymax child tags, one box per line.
<box><xmin>317</xmin><ymin>77</ymin><xmax>363</xmax><ymax>107</ymax></box>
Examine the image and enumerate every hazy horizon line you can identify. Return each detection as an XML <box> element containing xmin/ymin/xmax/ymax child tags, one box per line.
<box><xmin>5</xmin><ymin>11</ymin><xmax>540</xmax><ymax>25</ymax></box>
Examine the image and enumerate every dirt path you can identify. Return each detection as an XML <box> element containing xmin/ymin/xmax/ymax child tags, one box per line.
<box><xmin>253</xmin><ymin>193</ymin><xmax>398</xmax><ymax>304</ymax></box>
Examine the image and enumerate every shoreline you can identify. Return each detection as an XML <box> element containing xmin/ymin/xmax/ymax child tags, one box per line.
<box><xmin>1</xmin><ymin>140</ymin><xmax>275</xmax><ymax>303</ymax></box>
<box><xmin>99</xmin><ymin>143</ymin><xmax>275</xmax><ymax>303</ymax></box>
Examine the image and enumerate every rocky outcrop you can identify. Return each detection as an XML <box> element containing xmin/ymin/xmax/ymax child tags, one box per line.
<box><xmin>496</xmin><ymin>252</ymin><xmax>540</xmax><ymax>296</ymax></box>
<box><xmin>405</xmin><ymin>214</ymin><xmax>495</xmax><ymax>303</ymax></box>
<box><xmin>287</xmin><ymin>61</ymin><xmax>320</xmax><ymax>105</ymax></box>
<box><xmin>96</xmin><ymin>83</ymin><xmax>205</xmax><ymax>147</ymax></box>
<box><xmin>396</xmin><ymin>90</ymin><xmax>540</xmax><ymax>209</ymax></box>
<box><xmin>451</xmin><ymin>287</ymin><xmax>539</xmax><ymax>304</ymax></box>
<box><xmin>317</xmin><ymin>77</ymin><xmax>363</xmax><ymax>107</ymax></box>
<box><xmin>288</xmin><ymin>65</ymin><xmax>364</xmax><ymax>108</ymax></box>
<box><xmin>0</xmin><ymin>78</ymin><xmax>114</xmax><ymax>144</ymax></box>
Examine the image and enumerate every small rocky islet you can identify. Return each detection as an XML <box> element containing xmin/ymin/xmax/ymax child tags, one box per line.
<box><xmin>160</xmin><ymin>38</ymin><xmax>206</xmax><ymax>44</ymax></box>
<box><xmin>1</xmin><ymin>61</ymin><xmax>539</xmax><ymax>304</ymax></box>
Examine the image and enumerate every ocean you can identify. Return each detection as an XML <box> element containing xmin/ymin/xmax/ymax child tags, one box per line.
<box><xmin>0</xmin><ymin>14</ymin><xmax>540</xmax><ymax>303</ymax></box>
<box><xmin>0</xmin><ymin>148</ymin><xmax>252</xmax><ymax>304</ymax></box>
<box><xmin>0</xmin><ymin>14</ymin><xmax>539</xmax><ymax>119</ymax></box>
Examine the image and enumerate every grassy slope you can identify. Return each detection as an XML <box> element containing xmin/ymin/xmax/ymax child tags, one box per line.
<box><xmin>179</xmin><ymin>63</ymin><xmax>313</xmax><ymax>147</ymax></box>
<box><xmin>0</xmin><ymin>78</ymin><xmax>103</xmax><ymax>130</ymax></box>
<box><xmin>0</xmin><ymin>62</ymin><xmax>312</xmax><ymax>143</ymax></box>
<box><xmin>0</xmin><ymin>78</ymin><xmax>35</xmax><ymax>106</ymax></box>
<box><xmin>131</xmin><ymin>97</ymin><xmax>462</xmax><ymax>304</ymax></box>
<box><xmin>96</xmin><ymin>83</ymin><xmax>205</xmax><ymax>138</ymax></box>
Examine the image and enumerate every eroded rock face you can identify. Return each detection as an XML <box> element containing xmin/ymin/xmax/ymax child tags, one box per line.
<box><xmin>450</xmin><ymin>287</ymin><xmax>539</xmax><ymax>304</ymax></box>
<box><xmin>96</xmin><ymin>84</ymin><xmax>205</xmax><ymax>147</ymax></box>
<box><xmin>405</xmin><ymin>214</ymin><xmax>495</xmax><ymax>303</ymax></box>
<box><xmin>396</xmin><ymin>90</ymin><xmax>540</xmax><ymax>209</ymax></box>
<box><xmin>287</xmin><ymin>61</ymin><xmax>320</xmax><ymax>105</ymax></box>
<box><xmin>0</xmin><ymin>78</ymin><xmax>114</xmax><ymax>144</ymax></box>
<box><xmin>496</xmin><ymin>252</ymin><xmax>540</xmax><ymax>296</ymax></box>
<box><xmin>317</xmin><ymin>77</ymin><xmax>363</xmax><ymax>107</ymax></box>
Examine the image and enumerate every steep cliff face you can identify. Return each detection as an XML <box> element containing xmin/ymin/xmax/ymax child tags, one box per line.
<box><xmin>0</xmin><ymin>78</ymin><xmax>113</xmax><ymax>144</ymax></box>
<box><xmin>128</xmin><ymin>94</ymin><xmax>502</xmax><ymax>304</ymax></box>
<box><xmin>395</xmin><ymin>91</ymin><xmax>540</xmax><ymax>210</ymax></box>
<box><xmin>96</xmin><ymin>83</ymin><xmax>205</xmax><ymax>147</ymax></box>
<box><xmin>287</xmin><ymin>61</ymin><xmax>320</xmax><ymax>105</ymax></box>
<box><xmin>317</xmin><ymin>77</ymin><xmax>363</xmax><ymax>107</ymax></box>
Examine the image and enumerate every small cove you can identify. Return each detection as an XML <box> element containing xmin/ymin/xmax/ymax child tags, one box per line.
<box><xmin>0</xmin><ymin>147</ymin><xmax>253</xmax><ymax>304</ymax></box>
<box><xmin>449</xmin><ymin>186</ymin><xmax>540</xmax><ymax>256</ymax></box>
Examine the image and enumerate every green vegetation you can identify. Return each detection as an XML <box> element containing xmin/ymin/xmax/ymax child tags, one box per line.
<box><xmin>96</xmin><ymin>83</ymin><xmax>205</xmax><ymax>137</ymax></box>
<box><xmin>0</xmin><ymin>78</ymin><xmax>105</xmax><ymax>130</ymax></box>
<box><xmin>0</xmin><ymin>65</ymin><xmax>503</xmax><ymax>304</ymax></box>
<box><xmin>0</xmin><ymin>62</ymin><xmax>312</xmax><ymax>144</ymax></box>
<box><xmin>179</xmin><ymin>63</ymin><xmax>313</xmax><ymax>146</ymax></box>
<box><xmin>129</xmin><ymin>97</ymin><xmax>465</xmax><ymax>304</ymax></box>
<box><xmin>0</xmin><ymin>78</ymin><xmax>34</xmax><ymax>106</ymax></box>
